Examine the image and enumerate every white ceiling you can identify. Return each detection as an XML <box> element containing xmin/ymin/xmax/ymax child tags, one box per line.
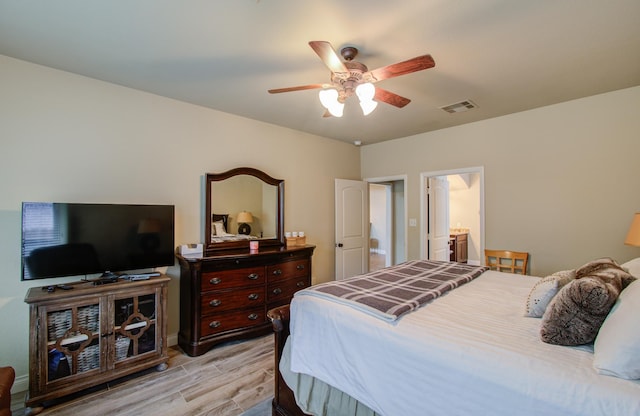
<box><xmin>1</xmin><ymin>1</ymin><xmax>639</xmax><ymax>145</ymax></box>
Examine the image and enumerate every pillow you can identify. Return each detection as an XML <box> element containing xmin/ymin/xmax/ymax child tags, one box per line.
<box><xmin>524</xmin><ymin>277</ymin><xmax>558</xmax><ymax>318</ymax></box>
<box><xmin>524</xmin><ymin>270</ymin><xmax>575</xmax><ymax>318</ymax></box>
<box><xmin>552</xmin><ymin>269</ymin><xmax>577</xmax><ymax>286</ymax></box>
<box><xmin>212</xmin><ymin>220</ymin><xmax>226</xmax><ymax>236</ymax></box>
<box><xmin>593</xmin><ymin>280</ymin><xmax>640</xmax><ymax>379</ymax></box>
<box><xmin>540</xmin><ymin>276</ymin><xmax>620</xmax><ymax>346</ymax></box>
<box><xmin>575</xmin><ymin>257</ymin><xmax>636</xmax><ymax>290</ymax></box>
<box><xmin>621</xmin><ymin>257</ymin><xmax>640</xmax><ymax>279</ymax></box>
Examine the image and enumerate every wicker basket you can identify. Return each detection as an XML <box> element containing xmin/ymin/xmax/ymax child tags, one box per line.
<box><xmin>76</xmin><ymin>343</ymin><xmax>100</xmax><ymax>373</ymax></box>
<box><xmin>115</xmin><ymin>337</ymin><xmax>131</xmax><ymax>361</ymax></box>
<box><xmin>77</xmin><ymin>304</ymin><xmax>99</xmax><ymax>333</ymax></box>
<box><xmin>47</xmin><ymin>310</ymin><xmax>72</xmax><ymax>342</ymax></box>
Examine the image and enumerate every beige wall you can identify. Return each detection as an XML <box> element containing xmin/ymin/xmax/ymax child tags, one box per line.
<box><xmin>0</xmin><ymin>55</ymin><xmax>360</xmax><ymax>388</ymax></box>
<box><xmin>362</xmin><ymin>86</ymin><xmax>640</xmax><ymax>276</ymax></box>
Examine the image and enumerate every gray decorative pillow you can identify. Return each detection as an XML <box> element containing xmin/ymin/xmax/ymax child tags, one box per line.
<box><xmin>540</xmin><ymin>276</ymin><xmax>621</xmax><ymax>346</ymax></box>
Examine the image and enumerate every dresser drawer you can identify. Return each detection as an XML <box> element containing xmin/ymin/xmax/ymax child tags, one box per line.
<box><xmin>200</xmin><ymin>287</ymin><xmax>265</xmax><ymax>315</ymax></box>
<box><xmin>200</xmin><ymin>307</ymin><xmax>266</xmax><ymax>337</ymax></box>
<box><xmin>201</xmin><ymin>267</ymin><xmax>265</xmax><ymax>292</ymax></box>
<box><xmin>267</xmin><ymin>259</ymin><xmax>309</xmax><ymax>283</ymax></box>
<box><xmin>267</xmin><ymin>277</ymin><xmax>310</xmax><ymax>303</ymax></box>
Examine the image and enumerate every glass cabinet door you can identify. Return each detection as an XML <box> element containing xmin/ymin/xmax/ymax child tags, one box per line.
<box><xmin>114</xmin><ymin>292</ymin><xmax>158</xmax><ymax>363</ymax></box>
<box><xmin>45</xmin><ymin>301</ymin><xmax>101</xmax><ymax>382</ymax></box>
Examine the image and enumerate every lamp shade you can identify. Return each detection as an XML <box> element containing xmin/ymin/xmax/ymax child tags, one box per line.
<box><xmin>319</xmin><ymin>89</ymin><xmax>344</xmax><ymax>117</ymax></box>
<box><xmin>359</xmin><ymin>99</ymin><xmax>378</xmax><ymax>116</ymax></box>
<box><xmin>625</xmin><ymin>213</ymin><xmax>640</xmax><ymax>246</ymax></box>
<box><xmin>237</xmin><ymin>211</ymin><xmax>253</xmax><ymax>224</ymax></box>
<box><xmin>356</xmin><ymin>82</ymin><xmax>375</xmax><ymax>101</ymax></box>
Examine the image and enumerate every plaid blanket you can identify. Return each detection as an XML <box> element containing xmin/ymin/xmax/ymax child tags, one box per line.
<box><xmin>298</xmin><ymin>260</ymin><xmax>488</xmax><ymax>322</ymax></box>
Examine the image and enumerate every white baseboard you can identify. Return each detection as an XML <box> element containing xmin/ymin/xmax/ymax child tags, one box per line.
<box><xmin>11</xmin><ymin>331</ymin><xmax>180</xmax><ymax>395</ymax></box>
<box><xmin>11</xmin><ymin>373</ymin><xmax>28</xmax><ymax>395</ymax></box>
<box><xmin>168</xmin><ymin>331</ymin><xmax>178</xmax><ymax>347</ymax></box>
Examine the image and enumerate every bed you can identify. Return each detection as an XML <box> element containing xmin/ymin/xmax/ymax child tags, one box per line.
<box><xmin>268</xmin><ymin>259</ymin><xmax>640</xmax><ymax>416</ymax></box>
<box><xmin>210</xmin><ymin>213</ymin><xmax>258</xmax><ymax>242</ymax></box>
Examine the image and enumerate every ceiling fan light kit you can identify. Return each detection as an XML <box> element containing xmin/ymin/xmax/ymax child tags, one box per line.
<box><xmin>268</xmin><ymin>41</ymin><xmax>435</xmax><ymax>118</ymax></box>
<box><xmin>319</xmin><ymin>88</ymin><xmax>345</xmax><ymax>117</ymax></box>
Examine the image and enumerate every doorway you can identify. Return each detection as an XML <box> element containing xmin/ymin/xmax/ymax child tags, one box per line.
<box><xmin>421</xmin><ymin>167</ymin><xmax>484</xmax><ymax>265</ymax></box>
<box><xmin>367</xmin><ymin>176</ymin><xmax>407</xmax><ymax>271</ymax></box>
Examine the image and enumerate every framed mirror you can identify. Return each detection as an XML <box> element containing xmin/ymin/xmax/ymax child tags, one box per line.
<box><xmin>205</xmin><ymin>167</ymin><xmax>284</xmax><ymax>254</ymax></box>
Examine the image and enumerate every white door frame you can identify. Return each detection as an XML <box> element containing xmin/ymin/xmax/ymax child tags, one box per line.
<box><xmin>420</xmin><ymin>167</ymin><xmax>485</xmax><ymax>261</ymax></box>
<box><xmin>365</xmin><ymin>174</ymin><xmax>408</xmax><ymax>266</ymax></box>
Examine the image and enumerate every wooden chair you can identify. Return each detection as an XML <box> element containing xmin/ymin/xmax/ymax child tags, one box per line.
<box><xmin>485</xmin><ymin>249</ymin><xmax>529</xmax><ymax>275</ymax></box>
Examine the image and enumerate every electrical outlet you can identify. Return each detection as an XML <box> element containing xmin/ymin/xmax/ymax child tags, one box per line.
<box><xmin>409</xmin><ymin>218</ymin><xmax>417</xmax><ymax>227</ymax></box>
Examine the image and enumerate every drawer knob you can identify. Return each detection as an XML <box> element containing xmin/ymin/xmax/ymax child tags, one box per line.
<box><xmin>209</xmin><ymin>277</ymin><xmax>222</xmax><ymax>285</ymax></box>
<box><xmin>296</xmin><ymin>265</ymin><xmax>305</xmax><ymax>270</ymax></box>
<box><xmin>272</xmin><ymin>288</ymin><xmax>282</xmax><ymax>295</ymax></box>
<box><xmin>209</xmin><ymin>299</ymin><xmax>222</xmax><ymax>307</ymax></box>
<box><xmin>247</xmin><ymin>273</ymin><xmax>259</xmax><ymax>280</ymax></box>
<box><xmin>248</xmin><ymin>313</ymin><xmax>259</xmax><ymax>321</ymax></box>
<box><xmin>209</xmin><ymin>321</ymin><xmax>221</xmax><ymax>329</ymax></box>
<box><xmin>296</xmin><ymin>281</ymin><xmax>306</xmax><ymax>288</ymax></box>
<box><xmin>272</xmin><ymin>269</ymin><xmax>282</xmax><ymax>276</ymax></box>
<box><xmin>248</xmin><ymin>293</ymin><xmax>259</xmax><ymax>300</ymax></box>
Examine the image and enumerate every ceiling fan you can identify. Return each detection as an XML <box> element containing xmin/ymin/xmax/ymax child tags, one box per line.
<box><xmin>268</xmin><ymin>41</ymin><xmax>435</xmax><ymax>117</ymax></box>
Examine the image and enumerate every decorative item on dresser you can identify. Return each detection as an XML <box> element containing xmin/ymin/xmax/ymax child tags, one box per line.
<box><xmin>23</xmin><ymin>276</ymin><xmax>169</xmax><ymax>415</ymax></box>
<box><xmin>177</xmin><ymin>245</ymin><xmax>314</xmax><ymax>356</ymax></box>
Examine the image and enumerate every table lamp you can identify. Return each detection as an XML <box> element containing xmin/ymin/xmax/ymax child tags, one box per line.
<box><xmin>625</xmin><ymin>213</ymin><xmax>640</xmax><ymax>246</ymax></box>
<box><xmin>237</xmin><ymin>211</ymin><xmax>253</xmax><ymax>235</ymax></box>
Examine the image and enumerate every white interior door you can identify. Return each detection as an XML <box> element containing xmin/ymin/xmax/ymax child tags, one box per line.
<box><xmin>335</xmin><ymin>179</ymin><xmax>368</xmax><ymax>280</ymax></box>
<box><xmin>428</xmin><ymin>176</ymin><xmax>450</xmax><ymax>261</ymax></box>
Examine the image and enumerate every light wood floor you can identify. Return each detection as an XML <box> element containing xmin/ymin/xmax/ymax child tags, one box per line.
<box><xmin>11</xmin><ymin>335</ymin><xmax>274</xmax><ymax>416</ymax></box>
<box><xmin>369</xmin><ymin>252</ymin><xmax>386</xmax><ymax>272</ymax></box>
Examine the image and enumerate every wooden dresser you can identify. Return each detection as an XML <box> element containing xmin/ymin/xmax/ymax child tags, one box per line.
<box><xmin>176</xmin><ymin>245</ymin><xmax>315</xmax><ymax>356</ymax></box>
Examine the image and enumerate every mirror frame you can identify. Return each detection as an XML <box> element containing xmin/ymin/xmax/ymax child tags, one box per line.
<box><xmin>205</xmin><ymin>167</ymin><xmax>284</xmax><ymax>254</ymax></box>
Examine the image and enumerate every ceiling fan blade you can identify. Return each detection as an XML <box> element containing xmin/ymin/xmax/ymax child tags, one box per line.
<box><xmin>268</xmin><ymin>84</ymin><xmax>325</xmax><ymax>94</ymax></box>
<box><xmin>367</xmin><ymin>54</ymin><xmax>435</xmax><ymax>82</ymax></box>
<box><xmin>309</xmin><ymin>41</ymin><xmax>349</xmax><ymax>74</ymax></box>
<box><xmin>374</xmin><ymin>88</ymin><xmax>411</xmax><ymax>108</ymax></box>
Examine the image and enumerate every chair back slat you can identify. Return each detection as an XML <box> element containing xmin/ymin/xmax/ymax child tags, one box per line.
<box><xmin>484</xmin><ymin>249</ymin><xmax>529</xmax><ymax>275</ymax></box>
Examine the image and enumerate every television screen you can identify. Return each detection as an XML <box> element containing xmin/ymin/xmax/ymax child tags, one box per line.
<box><xmin>21</xmin><ymin>202</ymin><xmax>175</xmax><ymax>280</ymax></box>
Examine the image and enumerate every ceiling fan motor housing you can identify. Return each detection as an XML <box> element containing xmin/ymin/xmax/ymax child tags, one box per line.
<box><xmin>332</xmin><ymin>61</ymin><xmax>372</xmax><ymax>100</ymax></box>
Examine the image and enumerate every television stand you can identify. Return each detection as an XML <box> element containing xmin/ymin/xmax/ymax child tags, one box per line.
<box><xmin>24</xmin><ymin>275</ymin><xmax>170</xmax><ymax>414</ymax></box>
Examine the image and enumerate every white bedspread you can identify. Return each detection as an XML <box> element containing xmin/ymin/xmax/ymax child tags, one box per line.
<box><xmin>289</xmin><ymin>271</ymin><xmax>640</xmax><ymax>416</ymax></box>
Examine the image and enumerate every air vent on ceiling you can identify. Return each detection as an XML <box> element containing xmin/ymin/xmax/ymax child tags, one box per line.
<box><xmin>440</xmin><ymin>100</ymin><xmax>477</xmax><ymax>114</ymax></box>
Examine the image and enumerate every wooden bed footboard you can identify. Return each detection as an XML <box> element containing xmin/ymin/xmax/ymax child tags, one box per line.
<box><xmin>268</xmin><ymin>305</ymin><xmax>307</xmax><ymax>416</ymax></box>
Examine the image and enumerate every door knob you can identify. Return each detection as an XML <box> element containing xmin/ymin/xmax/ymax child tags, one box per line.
<box><xmin>336</xmin><ymin>243</ymin><xmax>343</xmax><ymax>247</ymax></box>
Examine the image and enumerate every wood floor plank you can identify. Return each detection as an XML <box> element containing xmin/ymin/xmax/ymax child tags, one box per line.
<box><xmin>11</xmin><ymin>335</ymin><xmax>275</xmax><ymax>416</ymax></box>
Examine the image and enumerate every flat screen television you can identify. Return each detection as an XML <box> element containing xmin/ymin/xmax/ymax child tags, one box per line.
<box><xmin>21</xmin><ymin>202</ymin><xmax>175</xmax><ymax>280</ymax></box>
